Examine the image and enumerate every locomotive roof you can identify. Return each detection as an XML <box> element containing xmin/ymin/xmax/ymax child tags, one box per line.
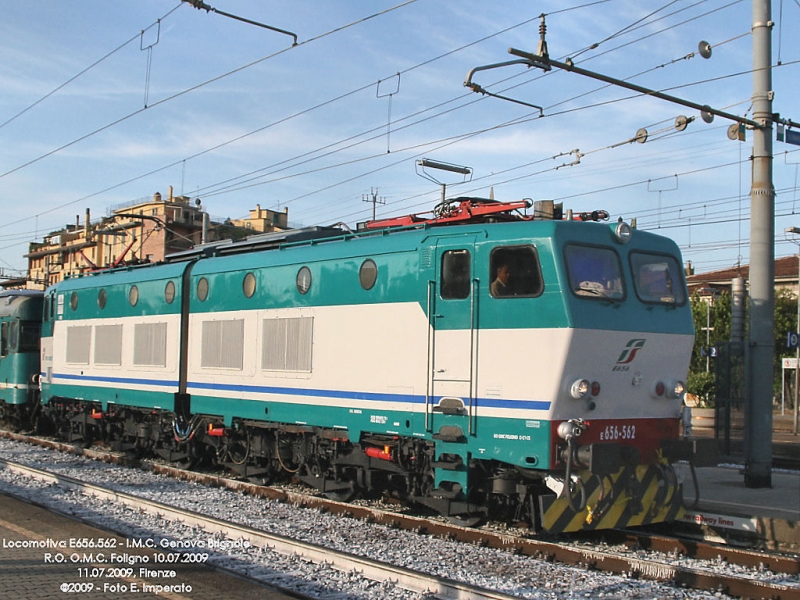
<box><xmin>48</xmin><ymin>198</ymin><xmax>681</xmax><ymax>291</ymax></box>
<box><xmin>0</xmin><ymin>289</ymin><xmax>43</xmax><ymax>319</ymax></box>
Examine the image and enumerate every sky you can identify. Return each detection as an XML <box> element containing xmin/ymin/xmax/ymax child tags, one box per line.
<box><xmin>1</xmin><ymin>0</ymin><xmax>799</xmax><ymax>280</ymax></box>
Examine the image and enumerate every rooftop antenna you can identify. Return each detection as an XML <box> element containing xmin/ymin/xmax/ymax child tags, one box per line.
<box><xmin>415</xmin><ymin>159</ymin><xmax>472</xmax><ymax>204</ymax></box>
<box><xmin>362</xmin><ymin>187</ymin><xmax>386</xmax><ymax>220</ymax></box>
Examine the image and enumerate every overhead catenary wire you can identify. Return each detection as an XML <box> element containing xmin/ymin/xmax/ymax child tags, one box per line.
<box><xmin>0</xmin><ymin>3</ymin><xmax>184</xmax><ymax>131</ymax></box>
<box><xmin>0</xmin><ymin>0</ymin><xmax>422</xmax><ymax>182</ymax></box>
<box><xmin>190</xmin><ymin>0</ymin><xmax>756</xmax><ymax>204</ymax></box>
<box><xmin>0</xmin><ymin>4</ymin><xmax>587</xmax><ymax>230</ymax></box>
<box><xmin>1</xmin><ymin>0</ymin><xmax>751</xmax><ymax>236</ymax></box>
<box><xmin>1</xmin><ymin>1</ymin><xmax>795</xmax><ymax>276</ymax></box>
<box><xmin>194</xmin><ymin>28</ymin><xmax>762</xmax><ymax>205</ymax></box>
<box><xmin>3</xmin><ymin>0</ymin><xmax>738</xmax><ymax>206</ymax></box>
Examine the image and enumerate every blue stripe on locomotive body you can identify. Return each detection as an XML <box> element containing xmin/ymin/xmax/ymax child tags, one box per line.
<box><xmin>0</xmin><ymin>291</ymin><xmax>43</xmax><ymax>406</ymax></box>
<box><xmin>40</xmin><ymin>217</ymin><xmax>693</xmax><ymax>472</ymax></box>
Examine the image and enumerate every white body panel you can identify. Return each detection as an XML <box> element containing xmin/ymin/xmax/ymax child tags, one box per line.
<box><xmin>48</xmin><ymin>314</ymin><xmax>181</xmax><ymax>393</ymax></box>
<box><xmin>183</xmin><ymin>300</ymin><xmax>691</xmax><ymax>422</ymax></box>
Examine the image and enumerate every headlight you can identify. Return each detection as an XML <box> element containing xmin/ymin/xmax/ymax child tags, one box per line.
<box><xmin>666</xmin><ymin>380</ymin><xmax>686</xmax><ymax>399</ymax></box>
<box><xmin>614</xmin><ymin>221</ymin><xmax>632</xmax><ymax>244</ymax></box>
<box><xmin>570</xmin><ymin>379</ymin><xmax>590</xmax><ymax>399</ymax></box>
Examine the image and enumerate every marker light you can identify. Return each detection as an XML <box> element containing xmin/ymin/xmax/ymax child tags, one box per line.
<box><xmin>570</xmin><ymin>379</ymin><xmax>590</xmax><ymax>399</ymax></box>
<box><xmin>651</xmin><ymin>380</ymin><xmax>666</xmax><ymax>398</ymax></box>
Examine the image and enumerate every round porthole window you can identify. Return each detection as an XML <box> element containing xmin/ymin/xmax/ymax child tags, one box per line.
<box><xmin>197</xmin><ymin>277</ymin><xmax>209</xmax><ymax>302</ymax></box>
<box><xmin>70</xmin><ymin>292</ymin><xmax>78</xmax><ymax>311</ymax></box>
<box><xmin>359</xmin><ymin>259</ymin><xmax>378</xmax><ymax>290</ymax></box>
<box><xmin>165</xmin><ymin>280</ymin><xmax>176</xmax><ymax>304</ymax></box>
<box><xmin>97</xmin><ymin>289</ymin><xmax>107</xmax><ymax>309</ymax></box>
<box><xmin>129</xmin><ymin>285</ymin><xmax>139</xmax><ymax>307</ymax></box>
<box><xmin>243</xmin><ymin>272</ymin><xmax>256</xmax><ymax>298</ymax></box>
<box><xmin>296</xmin><ymin>267</ymin><xmax>312</xmax><ymax>295</ymax></box>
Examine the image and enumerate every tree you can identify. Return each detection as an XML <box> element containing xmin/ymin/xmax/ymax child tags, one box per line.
<box><xmin>689</xmin><ymin>290</ymin><xmax>731</xmax><ymax>377</ymax></box>
<box><xmin>774</xmin><ymin>287</ymin><xmax>798</xmax><ymax>398</ymax></box>
<box><xmin>687</xmin><ymin>286</ymin><xmax>799</xmax><ymax>404</ymax></box>
<box><xmin>687</xmin><ymin>290</ymin><xmax>735</xmax><ymax>405</ymax></box>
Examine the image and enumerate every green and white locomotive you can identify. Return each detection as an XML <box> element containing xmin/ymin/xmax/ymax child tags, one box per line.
<box><xmin>38</xmin><ymin>198</ymin><xmax>714</xmax><ymax>533</ymax></box>
<box><xmin>0</xmin><ymin>290</ymin><xmax>43</xmax><ymax>429</ymax></box>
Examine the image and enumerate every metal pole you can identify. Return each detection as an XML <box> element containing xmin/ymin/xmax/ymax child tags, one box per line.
<box><xmin>796</xmin><ymin>254</ymin><xmax>800</xmax><ymax>434</ymax></box>
<box><xmin>706</xmin><ymin>301</ymin><xmax>711</xmax><ymax>372</ymax></box>
<box><xmin>744</xmin><ymin>0</ymin><xmax>774</xmax><ymax>487</ymax></box>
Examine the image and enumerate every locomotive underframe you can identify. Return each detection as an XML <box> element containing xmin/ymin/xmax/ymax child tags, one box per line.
<box><xmin>0</xmin><ymin>389</ymin><xmax>40</xmax><ymax>432</ymax></box>
<box><xmin>33</xmin><ymin>396</ymin><xmax>712</xmax><ymax>532</ymax></box>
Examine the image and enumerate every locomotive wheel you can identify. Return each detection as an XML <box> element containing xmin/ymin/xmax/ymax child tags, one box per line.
<box><xmin>447</xmin><ymin>514</ymin><xmax>484</xmax><ymax>528</ymax></box>
<box><xmin>224</xmin><ymin>429</ymin><xmax>250</xmax><ymax>466</ymax></box>
<box><xmin>324</xmin><ymin>486</ymin><xmax>357</xmax><ymax>502</ymax></box>
<box><xmin>171</xmin><ymin>452</ymin><xmax>197</xmax><ymax>470</ymax></box>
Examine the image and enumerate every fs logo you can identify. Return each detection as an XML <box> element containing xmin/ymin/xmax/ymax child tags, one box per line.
<box><xmin>615</xmin><ymin>339</ymin><xmax>646</xmax><ymax>367</ymax></box>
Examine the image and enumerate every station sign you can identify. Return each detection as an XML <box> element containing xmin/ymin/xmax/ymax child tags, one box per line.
<box><xmin>787</xmin><ymin>331</ymin><xmax>800</xmax><ymax>349</ymax></box>
<box><xmin>779</xmin><ymin>126</ymin><xmax>800</xmax><ymax>146</ymax></box>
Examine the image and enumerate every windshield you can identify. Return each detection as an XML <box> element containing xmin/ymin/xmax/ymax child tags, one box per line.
<box><xmin>564</xmin><ymin>244</ymin><xmax>624</xmax><ymax>300</ymax></box>
<box><xmin>630</xmin><ymin>252</ymin><xmax>685</xmax><ymax>305</ymax></box>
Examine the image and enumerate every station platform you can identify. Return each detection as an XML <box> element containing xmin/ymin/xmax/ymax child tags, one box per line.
<box><xmin>671</xmin><ymin>422</ymin><xmax>800</xmax><ymax>551</ymax></box>
<box><xmin>0</xmin><ymin>493</ymin><xmax>294</xmax><ymax>600</ymax></box>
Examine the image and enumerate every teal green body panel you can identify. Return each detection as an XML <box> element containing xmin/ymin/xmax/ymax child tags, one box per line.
<box><xmin>189</xmin><ymin>232</ymin><xmax>424</xmax><ymax>314</ymax></box>
<box><xmin>45</xmin><ymin>381</ymin><xmax>176</xmax><ymax>412</ymax></box>
<box><xmin>186</xmin><ymin>220</ymin><xmax>689</xmax><ymax>333</ymax></box>
<box><xmin>50</xmin><ymin>262</ymin><xmax>188</xmax><ymax>321</ymax></box>
<box><xmin>0</xmin><ymin>354</ymin><xmax>38</xmax><ymax>405</ymax></box>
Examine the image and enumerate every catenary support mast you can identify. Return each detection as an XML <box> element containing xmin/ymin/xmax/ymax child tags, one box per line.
<box><xmin>744</xmin><ymin>0</ymin><xmax>774</xmax><ymax>488</ymax></box>
<box><xmin>465</xmin><ymin>6</ymin><xmax>780</xmax><ymax>486</ymax></box>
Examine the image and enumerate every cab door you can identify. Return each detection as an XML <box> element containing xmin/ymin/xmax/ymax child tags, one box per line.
<box><xmin>427</xmin><ymin>240</ymin><xmax>478</xmax><ymax>430</ymax></box>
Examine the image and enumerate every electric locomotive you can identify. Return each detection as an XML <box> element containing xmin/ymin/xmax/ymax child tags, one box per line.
<box><xmin>0</xmin><ymin>290</ymin><xmax>43</xmax><ymax>429</ymax></box>
<box><xmin>38</xmin><ymin>198</ymin><xmax>716</xmax><ymax>533</ymax></box>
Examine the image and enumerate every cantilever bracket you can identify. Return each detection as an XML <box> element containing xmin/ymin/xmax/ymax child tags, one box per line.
<box><xmin>183</xmin><ymin>0</ymin><xmax>298</xmax><ymax>45</ymax></box>
<box><xmin>506</xmin><ymin>46</ymin><xmax>760</xmax><ymax>129</ymax></box>
<box><xmin>463</xmin><ymin>59</ymin><xmax>545</xmax><ymax>116</ymax></box>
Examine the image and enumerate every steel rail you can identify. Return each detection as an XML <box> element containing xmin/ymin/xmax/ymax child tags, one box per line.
<box><xmin>2</xmin><ymin>430</ymin><xmax>798</xmax><ymax>599</ymax></box>
<box><xmin>0</xmin><ymin>456</ymin><xmax>522</xmax><ymax>600</ymax></box>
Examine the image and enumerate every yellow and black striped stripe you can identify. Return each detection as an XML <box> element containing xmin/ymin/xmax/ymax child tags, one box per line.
<box><xmin>539</xmin><ymin>463</ymin><xmax>683</xmax><ymax>533</ymax></box>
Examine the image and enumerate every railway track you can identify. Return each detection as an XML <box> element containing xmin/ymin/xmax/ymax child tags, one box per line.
<box><xmin>1</xmin><ymin>429</ymin><xmax>799</xmax><ymax>599</ymax></box>
<box><xmin>0</xmin><ymin>456</ymin><xmax>521</xmax><ymax>600</ymax></box>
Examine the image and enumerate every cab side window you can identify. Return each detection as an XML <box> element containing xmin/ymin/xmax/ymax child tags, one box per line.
<box><xmin>0</xmin><ymin>322</ymin><xmax>7</xmax><ymax>357</ymax></box>
<box><xmin>490</xmin><ymin>246</ymin><xmax>543</xmax><ymax>298</ymax></box>
<box><xmin>441</xmin><ymin>250</ymin><xmax>471</xmax><ymax>299</ymax></box>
